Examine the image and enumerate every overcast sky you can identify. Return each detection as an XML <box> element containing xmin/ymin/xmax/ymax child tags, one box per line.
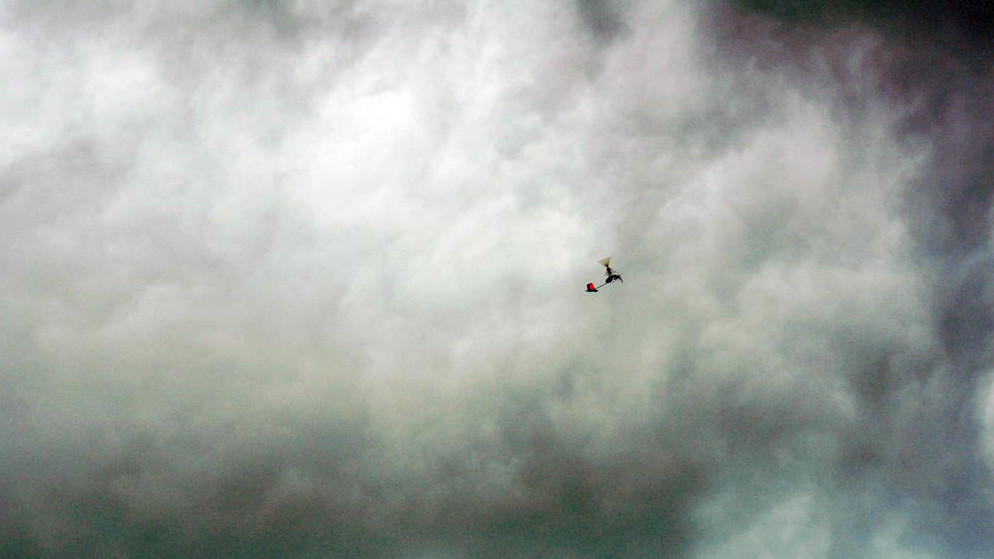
<box><xmin>2</xmin><ymin>1</ymin><xmax>994</xmax><ymax>558</ymax></box>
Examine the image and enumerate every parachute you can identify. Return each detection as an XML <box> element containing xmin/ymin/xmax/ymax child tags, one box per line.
<box><xmin>585</xmin><ymin>257</ymin><xmax>623</xmax><ymax>292</ymax></box>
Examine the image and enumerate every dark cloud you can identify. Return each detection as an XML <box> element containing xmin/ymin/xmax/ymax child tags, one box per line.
<box><xmin>575</xmin><ymin>0</ymin><xmax>630</xmax><ymax>43</ymax></box>
<box><xmin>702</xmin><ymin>1</ymin><xmax>994</xmax><ymax>556</ymax></box>
<box><xmin>729</xmin><ymin>0</ymin><xmax>994</xmax><ymax>46</ymax></box>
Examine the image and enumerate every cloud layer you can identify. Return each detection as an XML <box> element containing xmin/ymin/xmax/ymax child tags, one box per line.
<box><xmin>1</xmin><ymin>1</ymin><xmax>992</xmax><ymax>557</ymax></box>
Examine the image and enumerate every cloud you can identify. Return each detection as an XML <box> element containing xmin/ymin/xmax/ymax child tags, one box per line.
<box><xmin>1</xmin><ymin>0</ymin><xmax>993</xmax><ymax>557</ymax></box>
<box><xmin>699</xmin><ymin>1</ymin><xmax>994</xmax><ymax>556</ymax></box>
<box><xmin>575</xmin><ymin>0</ymin><xmax>630</xmax><ymax>44</ymax></box>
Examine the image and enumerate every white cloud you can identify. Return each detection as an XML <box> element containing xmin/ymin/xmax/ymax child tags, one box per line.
<box><xmin>1</xmin><ymin>1</ymin><xmax>991</xmax><ymax>557</ymax></box>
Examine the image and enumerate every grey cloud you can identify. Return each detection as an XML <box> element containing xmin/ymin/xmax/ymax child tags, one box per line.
<box><xmin>701</xmin><ymin>1</ymin><xmax>994</xmax><ymax>557</ymax></box>
<box><xmin>3</xmin><ymin>0</ymin><xmax>992</xmax><ymax>558</ymax></box>
<box><xmin>575</xmin><ymin>0</ymin><xmax>630</xmax><ymax>44</ymax></box>
<box><xmin>727</xmin><ymin>0</ymin><xmax>994</xmax><ymax>44</ymax></box>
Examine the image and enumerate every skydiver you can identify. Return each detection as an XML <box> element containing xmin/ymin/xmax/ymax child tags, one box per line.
<box><xmin>586</xmin><ymin>257</ymin><xmax>624</xmax><ymax>293</ymax></box>
<box><xmin>605</xmin><ymin>265</ymin><xmax>623</xmax><ymax>284</ymax></box>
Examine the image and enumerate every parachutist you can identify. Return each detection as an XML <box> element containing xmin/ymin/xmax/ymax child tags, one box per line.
<box><xmin>605</xmin><ymin>265</ymin><xmax>623</xmax><ymax>284</ymax></box>
<box><xmin>585</xmin><ymin>257</ymin><xmax>624</xmax><ymax>293</ymax></box>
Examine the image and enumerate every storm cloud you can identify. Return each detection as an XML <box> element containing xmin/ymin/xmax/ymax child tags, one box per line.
<box><xmin>1</xmin><ymin>1</ymin><xmax>993</xmax><ymax>557</ymax></box>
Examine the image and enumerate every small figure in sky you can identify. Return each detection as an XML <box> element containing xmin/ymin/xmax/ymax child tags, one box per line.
<box><xmin>585</xmin><ymin>257</ymin><xmax>623</xmax><ymax>292</ymax></box>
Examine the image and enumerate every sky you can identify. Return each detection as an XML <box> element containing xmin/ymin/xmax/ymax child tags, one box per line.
<box><xmin>2</xmin><ymin>1</ymin><xmax>994</xmax><ymax>557</ymax></box>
